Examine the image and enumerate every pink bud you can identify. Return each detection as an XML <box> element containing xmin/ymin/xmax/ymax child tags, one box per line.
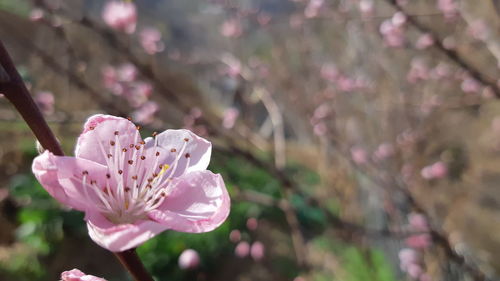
<box><xmin>102</xmin><ymin>1</ymin><xmax>137</xmax><ymax>34</ymax></box>
<box><xmin>229</xmin><ymin>229</ymin><xmax>241</xmax><ymax>243</ymax></box>
<box><xmin>246</xmin><ymin>217</ymin><xmax>258</xmax><ymax>231</ymax></box>
<box><xmin>405</xmin><ymin>234</ymin><xmax>432</xmax><ymax>249</ymax></box>
<box><xmin>35</xmin><ymin>91</ymin><xmax>55</xmax><ymax>115</ymax></box>
<box><xmin>408</xmin><ymin>213</ymin><xmax>429</xmax><ymax>232</ymax></box>
<box><xmin>351</xmin><ymin>147</ymin><xmax>368</xmax><ymax>165</ymax></box>
<box><xmin>178</xmin><ymin>249</ymin><xmax>200</xmax><ymax>270</ymax></box>
<box><xmin>250</xmin><ymin>241</ymin><xmax>265</xmax><ymax>261</ymax></box>
<box><xmin>415</xmin><ymin>33</ymin><xmax>434</xmax><ymax>50</ymax></box>
<box><xmin>235</xmin><ymin>241</ymin><xmax>250</xmax><ymax>258</ymax></box>
<box><xmin>222</xmin><ymin>108</ymin><xmax>239</xmax><ymax>129</ymax></box>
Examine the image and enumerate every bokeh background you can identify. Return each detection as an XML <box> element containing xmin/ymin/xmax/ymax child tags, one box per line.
<box><xmin>0</xmin><ymin>0</ymin><xmax>499</xmax><ymax>280</ymax></box>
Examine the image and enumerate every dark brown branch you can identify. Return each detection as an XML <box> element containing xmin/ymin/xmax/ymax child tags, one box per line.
<box><xmin>0</xmin><ymin>40</ymin><xmax>64</xmax><ymax>156</ymax></box>
<box><xmin>0</xmin><ymin>39</ymin><xmax>153</xmax><ymax>281</ymax></box>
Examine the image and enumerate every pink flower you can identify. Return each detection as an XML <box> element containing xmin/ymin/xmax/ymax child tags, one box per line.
<box><xmin>415</xmin><ymin>33</ymin><xmax>434</xmax><ymax>50</ymax></box>
<box><xmin>235</xmin><ymin>241</ymin><xmax>250</xmax><ymax>257</ymax></box>
<box><xmin>437</xmin><ymin>0</ymin><xmax>458</xmax><ymax>20</ymax></box>
<box><xmin>421</xmin><ymin>161</ymin><xmax>448</xmax><ymax>180</ymax></box>
<box><xmin>373</xmin><ymin>143</ymin><xmax>394</xmax><ymax>161</ymax></box>
<box><xmin>132</xmin><ymin>101</ymin><xmax>159</xmax><ymax>125</ymax></box>
<box><xmin>350</xmin><ymin>147</ymin><xmax>368</xmax><ymax>165</ymax></box>
<box><xmin>35</xmin><ymin>91</ymin><xmax>55</xmax><ymax>115</ymax></box>
<box><xmin>222</xmin><ymin>108</ymin><xmax>239</xmax><ymax>129</ymax></box>
<box><xmin>379</xmin><ymin>19</ymin><xmax>405</xmax><ymax>48</ymax></box>
<box><xmin>246</xmin><ymin>217</ymin><xmax>258</xmax><ymax>231</ymax></box>
<box><xmin>408</xmin><ymin>213</ymin><xmax>429</xmax><ymax>232</ymax></box>
<box><xmin>250</xmin><ymin>241</ymin><xmax>265</xmax><ymax>261</ymax></box>
<box><xmin>29</xmin><ymin>8</ymin><xmax>45</xmax><ymax>21</ymax></box>
<box><xmin>399</xmin><ymin>248</ymin><xmax>420</xmax><ymax>270</ymax></box>
<box><xmin>60</xmin><ymin>269</ymin><xmax>106</xmax><ymax>281</ymax></box>
<box><xmin>405</xmin><ymin>234</ymin><xmax>432</xmax><ymax>249</ymax></box>
<box><xmin>139</xmin><ymin>27</ymin><xmax>164</xmax><ymax>55</ymax></box>
<box><xmin>220</xmin><ymin>19</ymin><xmax>243</xmax><ymax>38</ymax></box>
<box><xmin>32</xmin><ymin>114</ymin><xmax>230</xmax><ymax>252</ymax></box>
<box><xmin>102</xmin><ymin>1</ymin><xmax>137</xmax><ymax>34</ymax></box>
<box><xmin>320</xmin><ymin>63</ymin><xmax>339</xmax><ymax>82</ymax></box>
<box><xmin>229</xmin><ymin>229</ymin><xmax>241</xmax><ymax>242</ymax></box>
<box><xmin>178</xmin><ymin>249</ymin><xmax>200</xmax><ymax>270</ymax></box>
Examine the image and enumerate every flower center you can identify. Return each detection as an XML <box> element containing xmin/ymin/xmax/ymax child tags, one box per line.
<box><xmin>77</xmin><ymin>129</ymin><xmax>191</xmax><ymax>224</ymax></box>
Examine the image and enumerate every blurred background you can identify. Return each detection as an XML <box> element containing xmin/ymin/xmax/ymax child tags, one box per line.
<box><xmin>0</xmin><ymin>0</ymin><xmax>499</xmax><ymax>280</ymax></box>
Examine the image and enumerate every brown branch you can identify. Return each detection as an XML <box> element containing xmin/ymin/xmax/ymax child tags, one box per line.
<box><xmin>0</xmin><ymin>39</ymin><xmax>153</xmax><ymax>281</ymax></box>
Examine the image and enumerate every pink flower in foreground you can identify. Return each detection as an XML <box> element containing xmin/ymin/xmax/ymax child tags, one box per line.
<box><xmin>102</xmin><ymin>1</ymin><xmax>137</xmax><ymax>34</ymax></box>
<box><xmin>178</xmin><ymin>249</ymin><xmax>200</xmax><ymax>270</ymax></box>
<box><xmin>32</xmin><ymin>114</ymin><xmax>230</xmax><ymax>252</ymax></box>
<box><xmin>60</xmin><ymin>269</ymin><xmax>106</xmax><ymax>281</ymax></box>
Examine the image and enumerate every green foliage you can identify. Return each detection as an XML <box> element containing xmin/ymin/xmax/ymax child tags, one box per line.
<box><xmin>0</xmin><ymin>0</ymin><xmax>30</xmax><ymax>17</ymax></box>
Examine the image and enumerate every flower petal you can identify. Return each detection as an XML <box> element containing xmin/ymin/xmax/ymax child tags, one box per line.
<box><xmin>144</xmin><ymin>129</ymin><xmax>211</xmax><ymax>178</ymax></box>
<box><xmin>32</xmin><ymin>151</ymin><xmax>70</xmax><ymax>207</ymax></box>
<box><xmin>33</xmin><ymin>151</ymin><xmax>110</xmax><ymax>211</ymax></box>
<box><xmin>85</xmin><ymin>211</ymin><xmax>168</xmax><ymax>252</ymax></box>
<box><xmin>75</xmin><ymin>114</ymin><xmax>141</xmax><ymax>165</ymax></box>
<box><xmin>147</xmin><ymin>171</ymin><xmax>230</xmax><ymax>233</ymax></box>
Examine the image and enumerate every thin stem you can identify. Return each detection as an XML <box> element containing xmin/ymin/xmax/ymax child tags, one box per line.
<box><xmin>0</xmin><ymin>40</ymin><xmax>64</xmax><ymax>156</ymax></box>
<box><xmin>0</xmin><ymin>39</ymin><xmax>154</xmax><ymax>281</ymax></box>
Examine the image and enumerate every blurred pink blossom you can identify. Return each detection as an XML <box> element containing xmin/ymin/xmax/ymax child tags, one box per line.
<box><xmin>408</xmin><ymin>213</ymin><xmax>429</xmax><ymax>232</ymax></box>
<box><xmin>407</xmin><ymin>59</ymin><xmax>430</xmax><ymax>83</ymax></box>
<box><xmin>246</xmin><ymin>217</ymin><xmax>258</xmax><ymax>231</ymax></box>
<box><xmin>419</xmin><ymin>273</ymin><xmax>432</xmax><ymax>281</ymax></box>
<box><xmin>220</xmin><ymin>19</ymin><xmax>243</xmax><ymax>38</ymax></box>
<box><xmin>406</xmin><ymin>234</ymin><xmax>432</xmax><ymax>249</ymax></box>
<box><xmin>415</xmin><ymin>33</ymin><xmax>434</xmax><ymax>50</ymax></box>
<box><xmin>467</xmin><ymin>20</ymin><xmax>489</xmax><ymax>41</ymax></box>
<box><xmin>257</xmin><ymin>12</ymin><xmax>272</xmax><ymax>26</ymax></box>
<box><xmin>140</xmin><ymin>27</ymin><xmax>165</xmax><ymax>55</ymax></box>
<box><xmin>399</xmin><ymin>248</ymin><xmax>420</xmax><ymax>270</ymax></box>
<box><xmin>35</xmin><ymin>91</ymin><xmax>55</xmax><ymax>115</ymax></box>
<box><xmin>379</xmin><ymin>19</ymin><xmax>405</xmax><ymax>47</ymax></box>
<box><xmin>102</xmin><ymin>1</ymin><xmax>137</xmax><ymax>34</ymax></box>
<box><xmin>359</xmin><ymin>0</ymin><xmax>374</xmax><ymax>18</ymax></box>
<box><xmin>421</xmin><ymin>161</ymin><xmax>448</xmax><ymax>180</ymax></box>
<box><xmin>461</xmin><ymin>77</ymin><xmax>482</xmax><ymax>94</ymax></box>
<box><xmin>132</xmin><ymin>101</ymin><xmax>159</xmax><ymax>124</ymax></box>
<box><xmin>437</xmin><ymin>0</ymin><xmax>459</xmax><ymax>20</ymax></box>
<box><xmin>250</xmin><ymin>241</ymin><xmax>265</xmax><ymax>261</ymax></box>
<box><xmin>350</xmin><ymin>146</ymin><xmax>368</xmax><ymax>165</ymax></box>
<box><xmin>29</xmin><ymin>8</ymin><xmax>45</xmax><ymax>21</ymax></box>
<box><xmin>304</xmin><ymin>0</ymin><xmax>324</xmax><ymax>18</ymax></box>
<box><xmin>60</xmin><ymin>269</ymin><xmax>106</xmax><ymax>281</ymax></box>
<box><xmin>407</xmin><ymin>263</ymin><xmax>423</xmax><ymax>279</ymax></box>
<box><xmin>178</xmin><ymin>249</ymin><xmax>200</xmax><ymax>270</ymax></box>
<box><xmin>320</xmin><ymin>63</ymin><xmax>339</xmax><ymax>82</ymax></box>
<box><xmin>235</xmin><ymin>241</ymin><xmax>250</xmax><ymax>257</ymax></box>
<box><xmin>391</xmin><ymin>12</ymin><xmax>407</xmax><ymax>27</ymax></box>
<box><xmin>313</xmin><ymin>122</ymin><xmax>327</xmax><ymax>136</ymax></box>
<box><xmin>222</xmin><ymin>107</ymin><xmax>239</xmax><ymax>129</ymax></box>
<box><xmin>229</xmin><ymin>229</ymin><xmax>241</xmax><ymax>243</ymax></box>
<box><xmin>373</xmin><ymin>143</ymin><xmax>394</xmax><ymax>161</ymax></box>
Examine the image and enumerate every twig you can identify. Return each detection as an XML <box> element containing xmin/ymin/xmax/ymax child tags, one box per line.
<box><xmin>0</xmin><ymin>39</ymin><xmax>153</xmax><ymax>281</ymax></box>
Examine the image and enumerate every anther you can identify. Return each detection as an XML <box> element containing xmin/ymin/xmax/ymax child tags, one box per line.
<box><xmin>110</xmin><ymin>141</ymin><xmax>115</xmax><ymax>146</ymax></box>
<box><xmin>146</xmin><ymin>184</ymin><xmax>152</xmax><ymax>189</ymax></box>
<box><xmin>122</xmin><ymin>148</ymin><xmax>128</xmax><ymax>152</ymax></box>
<box><xmin>132</xmin><ymin>175</ymin><xmax>138</xmax><ymax>180</ymax></box>
<box><xmin>118</xmin><ymin>170</ymin><xmax>123</xmax><ymax>175</ymax></box>
<box><xmin>82</xmin><ymin>170</ymin><xmax>89</xmax><ymax>175</ymax></box>
<box><xmin>152</xmin><ymin>131</ymin><xmax>158</xmax><ymax>137</ymax></box>
<box><xmin>129</xmin><ymin>144</ymin><xmax>134</xmax><ymax>148</ymax></box>
<box><xmin>159</xmin><ymin>164</ymin><xmax>163</xmax><ymax>169</ymax></box>
<box><xmin>90</xmin><ymin>180</ymin><xmax>96</xmax><ymax>185</ymax></box>
<box><xmin>107</xmin><ymin>154</ymin><xmax>112</xmax><ymax>158</ymax></box>
<box><xmin>153</xmin><ymin>198</ymin><xmax>161</xmax><ymax>205</ymax></box>
<box><xmin>140</xmin><ymin>141</ymin><xmax>145</xmax><ymax>145</ymax></box>
<box><xmin>170</xmin><ymin>148</ymin><xmax>177</xmax><ymax>152</ymax></box>
<box><xmin>147</xmin><ymin>178</ymin><xmax>153</xmax><ymax>182</ymax></box>
<box><xmin>184</xmin><ymin>138</ymin><xmax>189</xmax><ymax>142</ymax></box>
<box><xmin>141</xmin><ymin>156</ymin><xmax>146</xmax><ymax>160</ymax></box>
<box><xmin>156</xmin><ymin>152</ymin><xmax>160</xmax><ymax>156</ymax></box>
<box><xmin>185</xmin><ymin>153</ymin><xmax>191</xmax><ymax>158</ymax></box>
<box><xmin>125</xmin><ymin>187</ymin><xmax>131</xmax><ymax>192</ymax></box>
<box><xmin>114</xmin><ymin>131</ymin><xmax>119</xmax><ymax>135</ymax></box>
<box><xmin>106</xmin><ymin>174</ymin><xmax>111</xmax><ymax>178</ymax></box>
<box><xmin>136</xmin><ymin>126</ymin><xmax>141</xmax><ymax>130</ymax></box>
<box><xmin>161</xmin><ymin>192</ymin><xmax>166</xmax><ymax>197</ymax></box>
<box><xmin>127</xmin><ymin>117</ymin><xmax>132</xmax><ymax>121</ymax></box>
<box><xmin>135</xmin><ymin>145</ymin><xmax>141</xmax><ymax>150</ymax></box>
<box><xmin>128</xmin><ymin>160</ymin><xmax>134</xmax><ymax>165</ymax></box>
<box><xmin>89</xmin><ymin>126</ymin><xmax>95</xmax><ymax>130</ymax></box>
<box><xmin>153</xmin><ymin>173</ymin><xmax>158</xmax><ymax>177</ymax></box>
